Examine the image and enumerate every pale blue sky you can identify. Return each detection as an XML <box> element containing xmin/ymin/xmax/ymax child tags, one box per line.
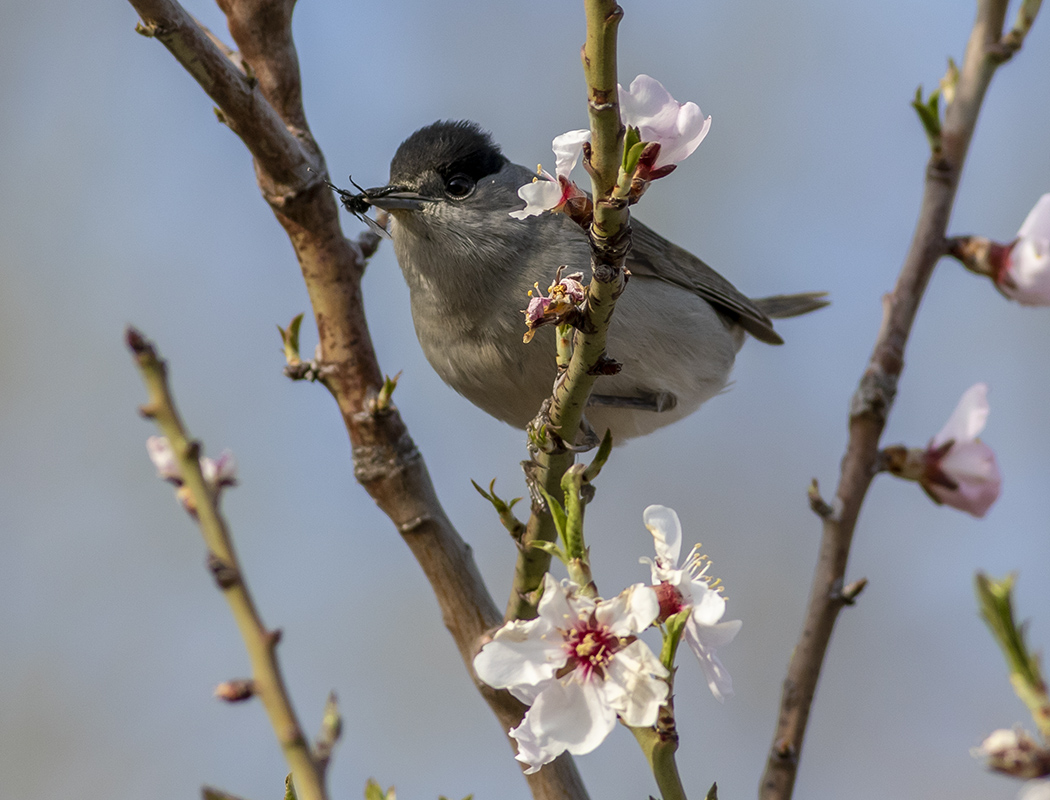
<box><xmin>1</xmin><ymin>2</ymin><xmax>1049</xmax><ymax>799</ymax></box>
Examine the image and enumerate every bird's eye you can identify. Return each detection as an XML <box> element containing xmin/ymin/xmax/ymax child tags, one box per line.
<box><xmin>444</xmin><ymin>174</ymin><xmax>475</xmax><ymax>198</ymax></box>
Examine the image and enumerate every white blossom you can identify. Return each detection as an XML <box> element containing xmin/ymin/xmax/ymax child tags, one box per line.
<box><xmin>641</xmin><ymin>505</ymin><xmax>740</xmax><ymax>701</ymax></box>
<box><xmin>473</xmin><ymin>574</ymin><xmax>668</xmax><ymax>773</ymax></box>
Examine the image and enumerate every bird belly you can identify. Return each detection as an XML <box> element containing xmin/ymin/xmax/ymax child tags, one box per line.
<box><xmin>409</xmin><ymin>275</ymin><xmax>743</xmax><ymax>442</ymax></box>
<box><xmin>587</xmin><ymin>277</ymin><xmax>743</xmax><ymax>440</ymax></box>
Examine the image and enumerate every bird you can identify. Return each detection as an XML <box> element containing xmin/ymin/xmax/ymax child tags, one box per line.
<box><xmin>338</xmin><ymin>120</ymin><xmax>825</xmax><ymax>442</ymax></box>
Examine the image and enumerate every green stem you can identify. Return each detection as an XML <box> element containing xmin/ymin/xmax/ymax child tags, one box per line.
<box><xmin>631</xmin><ymin>720</ymin><xmax>689</xmax><ymax>800</ymax></box>
<box><xmin>505</xmin><ymin>0</ymin><xmax>630</xmax><ymax>622</ymax></box>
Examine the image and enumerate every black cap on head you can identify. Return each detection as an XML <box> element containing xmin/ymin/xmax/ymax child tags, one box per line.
<box><xmin>390</xmin><ymin>120</ymin><xmax>507</xmax><ymax>185</ymax></box>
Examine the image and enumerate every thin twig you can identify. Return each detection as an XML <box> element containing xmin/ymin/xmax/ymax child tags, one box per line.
<box><xmin>127</xmin><ymin>327</ymin><xmax>327</xmax><ymax>800</ymax></box>
<box><xmin>125</xmin><ymin>1</ymin><xmax>588</xmax><ymax>797</ymax></box>
<box><xmin>760</xmin><ymin>1</ymin><xmax>1037</xmax><ymax>797</ymax></box>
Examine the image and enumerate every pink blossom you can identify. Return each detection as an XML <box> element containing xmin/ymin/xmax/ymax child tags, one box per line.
<box><xmin>522</xmin><ymin>273</ymin><xmax>586</xmax><ymax>343</ymax></box>
<box><xmin>999</xmin><ymin>194</ymin><xmax>1050</xmax><ymax>305</ymax></box>
<box><xmin>146</xmin><ymin>435</ymin><xmax>238</xmax><ymax>512</ymax></box>
<box><xmin>922</xmin><ymin>384</ymin><xmax>1001</xmax><ymax>517</ymax></box>
<box><xmin>618</xmin><ymin>75</ymin><xmax>711</xmax><ymax>170</ymax></box>
<box><xmin>511</xmin><ymin>76</ymin><xmax>710</xmax><ymax>218</ymax></box>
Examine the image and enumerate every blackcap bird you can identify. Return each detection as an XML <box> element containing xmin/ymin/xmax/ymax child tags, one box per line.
<box><xmin>341</xmin><ymin>120</ymin><xmax>825</xmax><ymax>442</ymax></box>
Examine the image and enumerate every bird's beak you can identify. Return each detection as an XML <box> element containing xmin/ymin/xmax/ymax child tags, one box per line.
<box><xmin>361</xmin><ymin>187</ymin><xmax>431</xmax><ymax>212</ymax></box>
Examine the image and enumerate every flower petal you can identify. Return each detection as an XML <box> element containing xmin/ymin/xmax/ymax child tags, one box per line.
<box><xmin>510</xmin><ymin>676</ymin><xmax>617</xmax><ymax>773</ymax></box>
<box><xmin>146</xmin><ymin>436</ymin><xmax>180</xmax><ymax>481</ymax></box>
<box><xmin>594</xmin><ymin>583</ymin><xmax>658</xmax><ymax>636</ymax></box>
<box><xmin>510</xmin><ymin>173</ymin><xmax>565</xmax><ymax>219</ymax></box>
<box><xmin>1017</xmin><ymin>194</ymin><xmax>1050</xmax><ymax>241</ymax></box>
<box><xmin>1020</xmin><ymin>780</ymin><xmax>1050</xmax><ymax>800</ymax></box>
<box><xmin>1003</xmin><ymin>237</ymin><xmax>1050</xmax><ymax>306</ymax></box>
<box><xmin>928</xmin><ymin>440</ymin><xmax>1001</xmax><ymax>517</ymax></box>
<box><xmin>643</xmin><ymin>504</ymin><xmax>683</xmax><ymax>568</ymax></box>
<box><xmin>604</xmin><ymin>639</ymin><xmax>669</xmax><ymax>727</ymax></box>
<box><xmin>619</xmin><ymin>75</ymin><xmax>710</xmax><ymax>169</ymax></box>
<box><xmin>683</xmin><ymin>613</ymin><xmax>741</xmax><ymax>703</ymax></box>
<box><xmin>473</xmin><ymin>616</ymin><xmax>564</xmax><ymax>691</ymax></box>
<box><xmin>933</xmin><ymin>383</ymin><xmax>990</xmax><ymax>447</ymax></box>
<box><xmin>552</xmin><ymin>129</ymin><xmax>590</xmax><ymax>179</ymax></box>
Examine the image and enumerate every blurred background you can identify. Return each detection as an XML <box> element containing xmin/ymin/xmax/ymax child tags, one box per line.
<box><xmin>2</xmin><ymin>1</ymin><xmax>1049</xmax><ymax>798</ymax></box>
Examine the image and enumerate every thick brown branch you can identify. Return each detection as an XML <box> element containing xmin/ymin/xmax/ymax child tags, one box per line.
<box><xmin>127</xmin><ymin>0</ymin><xmax>589</xmax><ymax>796</ymax></box>
<box><xmin>760</xmin><ymin>2</ymin><xmax>1016</xmax><ymax>798</ymax></box>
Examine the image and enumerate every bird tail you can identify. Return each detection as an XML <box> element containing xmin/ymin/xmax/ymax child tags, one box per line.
<box><xmin>753</xmin><ymin>291</ymin><xmax>829</xmax><ymax>319</ymax></box>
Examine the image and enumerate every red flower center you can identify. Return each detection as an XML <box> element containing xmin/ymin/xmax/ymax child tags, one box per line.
<box><xmin>654</xmin><ymin>581</ymin><xmax>685</xmax><ymax>622</ymax></box>
<box><xmin>564</xmin><ymin>615</ymin><xmax>621</xmax><ymax>679</ymax></box>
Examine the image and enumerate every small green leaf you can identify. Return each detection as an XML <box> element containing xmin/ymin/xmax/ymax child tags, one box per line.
<box><xmin>582</xmin><ymin>429</ymin><xmax>614</xmax><ymax>482</ymax></box>
<box><xmin>278</xmin><ymin>313</ymin><xmax>305</xmax><ymax>365</ymax></box>
<box><xmin>284</xmin><ymin>774</ymin><xmax>297</xmax><ymax>800</ymax></box>
<box><xmin>364</xmin><ymin>778</ymin><xmax>395</xmax><ymax>800</ymax></box>
<box><xmin>622</xmin><ymin>126</ymin><xmax>642</xmax><ymax>170</ymax></box>
<box><xmin>529</xmin><ymin>539</ymin><xmax>567</xmax><ymax>562</ymax></box>
<box><xmin>374</xmin><ymin>371</ymin><xmax>401</xmax><ymax>412</ymax></box>
<box><xmin>321</xmin><ymin>690</ymin><xmax>342</xmax><ymax>743</ymax></box>
<box><xmin>623</xmin><ymin>139</ymin><xmax>648</xmax><ymax>175</ymax></box>
<box><xmin>910</xmin><ymin>84</ymin><xmax>942</xmax><ymax>153</ymax></box>
<box><xmin>660</xmin><ymin>607</ymin><xmax>692</xmax><ymax>671</ymax></box>
<box><xmin>472</xmin><ymin>479</ymin><xmax>525</xmax><ymax>540</ymax></box>
<box><xmin>540</xmin><ymin>487</ymin><xmax>568</xmax><ymax>543</ymax></box>
<box><xmin>976</xmin><ymin>572</ymin><xmax>1050</xmax><ymax>739</ymax></box>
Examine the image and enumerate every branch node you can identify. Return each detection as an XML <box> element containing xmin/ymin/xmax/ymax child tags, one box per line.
<box><xmin>207</xmin><ymin>553</ymin><xmax>240</xmax><ymax>590</ymax></box>
<box><xmin>849</xmin><ymin>369</ymin><xmax>897</xmax><ymax>426</ymax></box>
<box><xmin>587</xmin><ymin>354</ymin><xmax>622</xmax><ymax>376</ymax></box>
<box><xmin>134</xmin><ymin>20</ymin><xmax>161</xmax><ymax>37</ymax></box>
<box><xmin>841</xmin><ymin>578</ymin><xmax>869</xmax><ymax>604</ymax></box>
<box><xmin>397</xmin><ymin>515</ymin><xmax>433</xmax><ymax>535</ymax></box>
<box><xmin>772</xmin><ymin>737</ymin><xmax>798</xmax><ymax>763</ymax></box>
<box><xmin>807</xmin><ymin>479</ymin><xmax>834</xmax><ymax>519</ymax></box>
<box><xmin>351</xmin><ymin>433</ymin><xmax>421</xmax><ymax>484</ymax></box>
<box><xmin>829</xmin><ymin>577</ymin><xmax>868</xmax><ymax>606</ymax></box>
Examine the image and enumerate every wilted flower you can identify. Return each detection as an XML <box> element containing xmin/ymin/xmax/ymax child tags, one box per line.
<box><xmin>641</xmin><ymin>505</ymin><xmax>740</xmax><ymax>701</ymax></box>
<box><xmin>146</xmin><ymin>435</ymin><xmax>237</xmax><ymax>512</ymax></box>
<box><xmin>473</xmin><ymin>573</ymin><xmax>668</xmax><ymax>774</ymax></box>
<box><xmin>522</xmin><ymin>271</ymin><xmax>586</xmax><ymax>343</ymax></box>
<box><xmin>1000</xmin><ymin>194</ymin><xmax>1050</xmax><ymax>305</ymax></box>
<box><xmin>974</xmin><ymin>728</ymin><xmax>1050</xmax><ymax>779</ymax></box>
<box><xmin>884</xmin><ymin>384</ymin><xmax>1001</xmax><ymax>518</ymax></box>
<box><xmin>510</xmin><ymin>130</ymin><xmax>590</xmax><ymax>220</ymax></box>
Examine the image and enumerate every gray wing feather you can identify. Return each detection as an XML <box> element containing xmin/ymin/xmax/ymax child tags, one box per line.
<box><xmin>627</xmin><ymin>221</ymin><xmax>784</xmax><ymax>344</ymax></box>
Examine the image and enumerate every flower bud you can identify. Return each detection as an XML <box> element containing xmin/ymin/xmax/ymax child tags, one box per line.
<box><xmin>976</xmin><ymin>728</ymin><xmax>1050</xmax><ymax>779</ymax></box>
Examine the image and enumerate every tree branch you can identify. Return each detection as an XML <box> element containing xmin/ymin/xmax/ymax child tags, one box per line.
<box><xmin>760</xmin><ymin>2</ymin><xmax>1035</xmax><ymax>797</ymax></box>
<box><xmin>126</xmin><ymin>0</ymin><xmax>588</xmax><ymax>796</ymax></box>
<box><xmin>127</xmin><ymin>328</ymin><xmax>327</xmax><ymax>800</ymax></box>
